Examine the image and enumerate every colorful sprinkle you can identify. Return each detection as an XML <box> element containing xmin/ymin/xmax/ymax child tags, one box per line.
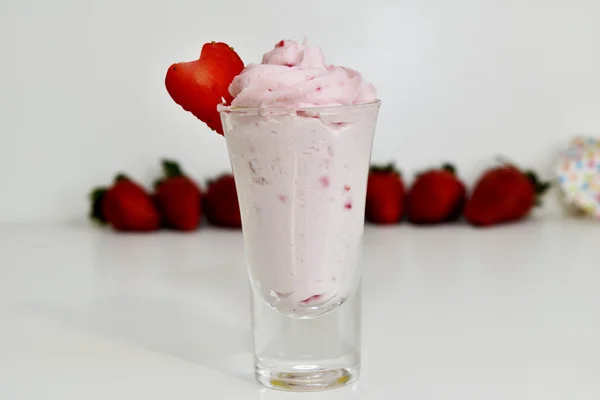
<box><xmin>557</xmin><ymin>136</ymin><xmax>600</xmax><ymax>218</ymax></box>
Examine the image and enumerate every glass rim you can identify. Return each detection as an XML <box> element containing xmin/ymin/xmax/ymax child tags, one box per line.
<box><xmin>218</xmin><ymin>99</ymin><xmax>381</xmax><ymax>115</ymax></box>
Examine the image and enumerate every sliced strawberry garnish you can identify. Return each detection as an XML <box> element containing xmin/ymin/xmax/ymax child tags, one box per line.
<box><xmin>165</xmin><ymin>42</ymin><xmax>244</xmax><ymax>135</ymax></box>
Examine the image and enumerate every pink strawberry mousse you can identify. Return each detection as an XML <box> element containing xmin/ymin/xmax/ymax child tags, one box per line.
<box><xmin>220</xmin><ymin>39</ymin><xmax>378</xmax><ymax>317</ymax></box>
<box><xmin>229</xmin><ymin>39</ymin><xmax>376</xmax><ymax>109</ymax></box>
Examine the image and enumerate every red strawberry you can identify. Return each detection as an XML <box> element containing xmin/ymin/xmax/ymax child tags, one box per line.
<box><xmin>365</xmin><ymin>163</ymin><xmax>405</xmax><ymax>224</ymax></box>
<box><xmin>204</xmin><ymin>174</ymin><xmax>242</xmax><ymax>228</ymax></box>
<box><xmin>153</xmin><ymin>159</ymin><xmax>202</xmax><ymax>231</ymax></box>
<box><xmin>90</xmin><ymin>175</ymin><xmax>160</xmax><ymax>232</ymax></box>
<box><xmin>406</xmin><ymin>163</ymin><xmax>466</xmax><ymax>224</ymax></box>
<box><xmin>165</xmin><ymin>42</ymin><xmax>244</xmax><ymax>135</ymax></box>
<box><xmin>464</xmin><ymin>165</ymin><xmax>551</xmax><ymax>227</ymax></box>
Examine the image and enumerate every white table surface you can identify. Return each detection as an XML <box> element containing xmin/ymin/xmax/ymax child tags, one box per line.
<box><xmin>0</xmin><ymin>219</ymin><xmax>598</xmax><ymax>399</ymax></box>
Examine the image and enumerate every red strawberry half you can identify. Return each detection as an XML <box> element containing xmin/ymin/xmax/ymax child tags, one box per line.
<box><xmin>464</xmin><ymin>164</ymin><xmax>551</xmax><ymax>227</ymax></box>
<box><xmin>165</xmin><ymin>42</ymin><xmax>244</xmax><ymax>135</ymax></box>
<box><xmin>365</xmin><ymin>163</ymin><xmax>405</xmax><ymax>224</ymax></box>
<box><xmin>154</xmin><ymin>159</ymin><xmax>202</xmax><ymax>231</ymax></box>
<box><xmin>204</xmin><ymin>174</ymin><xmax>242</xmax><ymax>228</ymax></box>
<box><xmin>406</xmin><ymin>163</ymin><xmax>466</xmax><ymax>224</ymax></box>
<box><xmin>90</xmin><ymin>174</ymin><xmax>160</xmax><ymax>232</ymax></box>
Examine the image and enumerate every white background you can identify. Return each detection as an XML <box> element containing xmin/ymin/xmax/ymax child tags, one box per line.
<box><xmin>2</xmin><ymin>0</ymin><xmax>599</xmax><ymax>222</ymax></box>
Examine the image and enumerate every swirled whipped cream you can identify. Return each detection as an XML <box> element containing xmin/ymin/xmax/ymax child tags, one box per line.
<box><xmin>228</xmin><ymin>39</ymin><xmax>377</xmax><ymax>108</ymax></box>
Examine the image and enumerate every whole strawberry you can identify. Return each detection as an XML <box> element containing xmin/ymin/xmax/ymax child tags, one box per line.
<box><xmin>204</xmin><ymin>174</ymin><xmax>242</xmax><ymax>228</ymax></box>
<box><xmin>365</xmin><ymin>163</ymin><xmax>404</xmax><ymax>224</ymax></box>
<box><xmin>165</xmin><ymin>41</ymin><xmax>244</xmax><ymax>135</ymax></box>
<box><xmin>154</xmin><ymin>159</ymin><xmax>202</xmax><ymax>231</ymax></box>
<box><xmin>464</xmin><ymin>165</ymin><xmax>551</xmax><ymax>227</ymax></box>
<box><xmin>90</xmin><ymin>175</ymin><xmax>160</xmax><ymax>232</ymax></box>
<box><xmin>406</xmin><ymin>163</ymin><xmax>466</xmax><ymax>224</ymax></box>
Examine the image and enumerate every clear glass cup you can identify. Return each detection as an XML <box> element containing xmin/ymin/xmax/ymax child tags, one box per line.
<box><xmin>219</xmin><ymin>100</ymin><xmax>380</xmax><ymax>391</ymax></box>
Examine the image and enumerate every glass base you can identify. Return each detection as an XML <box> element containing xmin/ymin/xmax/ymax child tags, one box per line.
<box><xmin>251</xmin><ymin>284</ymin><xmax>361</xmax><ymax>392</ymax></box>
<box><xmin>256</xmin><ymin>365</ymin><xmax>358</xmax><ymax>391</ymax></box>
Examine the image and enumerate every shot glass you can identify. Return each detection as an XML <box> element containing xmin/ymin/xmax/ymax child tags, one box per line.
<box><xmin>220</xmin><ymin>100</ymin><xmax>380</xmax><ymax>391</ymax></box>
